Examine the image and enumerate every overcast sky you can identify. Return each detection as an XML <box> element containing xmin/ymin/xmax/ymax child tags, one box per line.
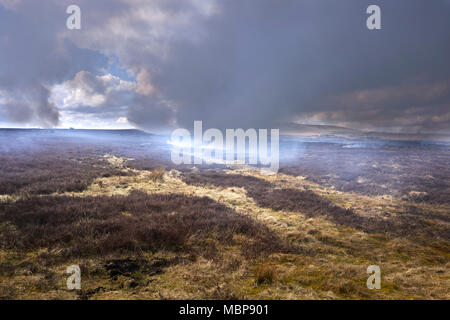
<box><xmin>0</xmin><ymin>0</ymin><xmax>449</xmax><ymax>133</ymax></box>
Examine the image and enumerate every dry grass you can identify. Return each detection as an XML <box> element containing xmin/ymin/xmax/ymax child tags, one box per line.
<box><xmin>148</xmin><ymin>168</ymin><xmax>165</xmax><ymax>182</ymax></box>
<box><xmin>254</xmin><ymin>264</ymin><xmax>276</xmax><ymax>285</ymax></box>
<box><xmin>0</xmin><ymin>131</ymin><xmax>448</xmax><ymax>300</ymax></box>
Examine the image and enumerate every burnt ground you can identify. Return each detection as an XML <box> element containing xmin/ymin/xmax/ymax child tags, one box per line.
<box><xmin>278</xmin><ymin>140</ymin><xmax>450</xmax><ymax>204</ymax></box>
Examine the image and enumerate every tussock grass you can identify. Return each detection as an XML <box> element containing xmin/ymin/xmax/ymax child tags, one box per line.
<box><xmin>148</xmin><ymin>168</ymin><xmax>165</xmax><ymax>182</ymax></box>
<box><xmin>254</xmin><ymin>264</ymin><xmax>276</xmax><ymax>285</ymax></box>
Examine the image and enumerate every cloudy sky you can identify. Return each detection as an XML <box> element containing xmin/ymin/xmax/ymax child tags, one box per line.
<box><xmin>0</xmin><ymin>0</ymin><xmax>449</xmax><ymax>133</ymax></box>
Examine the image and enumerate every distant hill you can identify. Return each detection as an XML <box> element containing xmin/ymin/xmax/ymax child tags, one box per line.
<box><xmin>282</xmin><ymin>123</ymin><xmax>362</xmax><ymax>136</ymax></box>
<box><xmin>282</xmin><ymin>123</ymin><xmax>450</xmax><ymax>142</ymax></box>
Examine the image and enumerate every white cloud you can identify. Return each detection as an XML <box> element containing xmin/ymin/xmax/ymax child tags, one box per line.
<box><xmin>50</xmin><ymin>71</ymin><xmax>136</xmax><ymax>109</ymax></box>
<box><xmin>49</xmin><ymin>70</ymin><xmax>139</xmax><ymax>129</ymax></box>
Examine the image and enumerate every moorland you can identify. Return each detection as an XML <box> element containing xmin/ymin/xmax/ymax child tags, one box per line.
<box><xmin>0</xmin><ymin>129</ymin><xmax>448</xmax><ymax>299</ymax></box>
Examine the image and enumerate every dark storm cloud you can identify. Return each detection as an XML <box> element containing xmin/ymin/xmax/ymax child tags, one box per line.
<box><xmin>148</xmin><ymin>0</ymin><xmax>450</xmax><ymax>132</ymax></box>
<box><xmin>1</xmin><ymin>0</ymin><xmax>449</xmax><ymax>132</ymax></box>
<box><xmin>300</xmin><ymin>79</ymin><xmax>450</xmax><ymax>133</ymax></box>
<box><xmin>0</xmin><ymin>100</ymin><xmax>33</xmax><ymax>123</ymax></box>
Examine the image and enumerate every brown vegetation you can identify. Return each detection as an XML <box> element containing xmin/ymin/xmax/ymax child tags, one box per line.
<box><xmin>0</xmin><ymin>152</ymin><xmax>130</xmax><ymax>195</ymax></box>
<box><xmin>0</xmin><ymin>190</ymin><xmax>298</xmax><ymax>259</ymax></box>
<box><xmin>254</xmin><ymin>264</ymin><xmax>276</xmax><ymax>285</ymax></box>
<box><xmin>148</xmin><ymin>168</ymin><xmax>165</xmax><ymax>182</ymax></box>
<box><xmin>0</xmin><ymin>130</ymin><xmax>448</xmax><ymax>300</ymax></box>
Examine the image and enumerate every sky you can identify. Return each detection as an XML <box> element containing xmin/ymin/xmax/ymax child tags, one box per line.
<box><xmin>0</xmin><ymin>0</ymin><xmax>449</xmax><ymax>133</ymax></box>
